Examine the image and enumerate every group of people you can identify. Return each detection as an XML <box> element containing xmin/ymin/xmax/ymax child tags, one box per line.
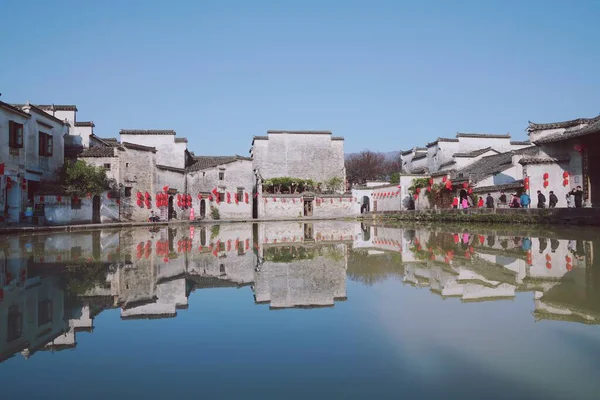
<box><xmin>451</xmin><ymin>186</ymin><xmax>585</xmax><ymax>209</ymax></box>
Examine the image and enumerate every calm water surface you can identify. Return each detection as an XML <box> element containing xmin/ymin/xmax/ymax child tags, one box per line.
<box><xmin>1</xmin><ymin>221</ymin><xmax>599</xmax><ymax>399</ymax></box>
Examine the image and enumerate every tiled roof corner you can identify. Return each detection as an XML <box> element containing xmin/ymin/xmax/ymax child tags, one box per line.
<box><xmin>121</xmin><ymin>142</ymin><xmax>157</xmax><ymax>153</ymax></box>
<box><xmin>79</xmin><ymin>146</ymin><xmax>116</xmax><ymax>158</ymax></box>
<box><xmin>186</xmin><ymin>155</ymin><xmax>252</xmax><ymax>172</ymax></box>
<box><xmin>74</xmin><ymin>121</ymin><xmax>95</xmax><ymax>127</ymax></box>
<box><xmin>174</xmin><ymin>137</ymin><xmax>188</xmax><ymax>143</ymax></box>
<box><xmin>527</xmin><ymin>115</ymin><xmax>600</xmax><ymax>132</ymax></box>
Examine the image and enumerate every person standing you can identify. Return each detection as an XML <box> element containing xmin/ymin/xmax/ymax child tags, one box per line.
<box><xmin>549</xmin><ymin>191</ymin><xmax>558</xmax><ymax>208</ymax></box>
<box><xmin>477</xmin><ymin>197</ymin><xmax>484</xmax><ymax>208</ymax></box>
<box><xmin>486</xmin><ymin>193</ymin><xmax>494</xmax><ymax>208</ymax></box>
<box><xmin>520</xmin><ymin>192</ymin><xmax>530</xmax><ymax>208</ymax></box>
<box><xmin>499</xmin><ymin>191</ymin><xmax>507</xmax><ymax>207</ymax></box>
<box><xmin>537</xmin><ymin>190</ymin><xmax>546</xmax><ymax>208</ymax></box>
<box><xmin>573</xmin><ymin>186</ymin><xmax>584</xmax><ymax>208</ymax></box>
<box><xmin>510</xmin><ymin>194</ymin><xmax>521</xmax><ymax>208</ymax></box>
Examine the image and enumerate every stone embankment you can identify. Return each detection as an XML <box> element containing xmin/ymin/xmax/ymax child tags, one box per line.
<box><xmin>363</xmin><ymin>208</ymin><xmax>600</xmax><ymax>226</ymax></box>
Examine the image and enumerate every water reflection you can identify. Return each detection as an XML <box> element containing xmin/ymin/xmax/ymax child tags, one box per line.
<box><xmin>1</xmin><ymin>221</ymin><xmax>599</xmax><ymax>365</ymax></box>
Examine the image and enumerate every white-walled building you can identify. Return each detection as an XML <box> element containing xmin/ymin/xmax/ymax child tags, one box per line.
<box><xmin>0</xmin><ymin>101</ymin><xmax>68</xmax><ymax>223</ymax></box>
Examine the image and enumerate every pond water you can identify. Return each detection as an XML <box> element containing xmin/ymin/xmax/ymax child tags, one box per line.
<box><xmin>1</xmin><ymin>221</ymin><xmax>599</xmax><ymax>399</ymax></box>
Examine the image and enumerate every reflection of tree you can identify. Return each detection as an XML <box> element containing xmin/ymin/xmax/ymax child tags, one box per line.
<box><xmin>263</xmin><ymin>245</ymin><xmax>344</xmax><ymax>263</ymax></box>
<box><xmin>347</xmin><ymin>249</ymin><xmax>403</xmax><ymax>286</ymax></box>
<box><xmin>61</xmin><ymin>261</ymin><xmax>113</xmax><ymax>296</ymax></box>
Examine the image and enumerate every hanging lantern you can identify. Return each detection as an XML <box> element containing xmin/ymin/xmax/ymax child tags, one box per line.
<box><xmin>244</xmin><ymin>192</ymin><xmax>249</xmax><ymax>203</ymax></box>
<box><xmin>198</xmin><ymin>193</ymin><xmax>203</xmax><ymax>200</ymax></box>
<box><xmin>428</xmin><ymin>178</ymin><xmax>434</xmax><ymax>185</ymax></box>
<box><xmin>137</xmin><ymin>199</ymin><xmax>143</xmax><ymax>207</ymax></box>
<box><xmin>427</xmin><ymin>186</ymin><xmax>431</xmax><ymax>192</ymax></box>
<box><xmin>462</xmin><ymin>182</ymin><xmax>468</xmax><ymax>189</ymax></box>
<box><xmin>39</xmin><ymin>195</ymin><xmax>44</xmax><ymax>202</ymax></box>
<box><xmin>87</xmin><ymin>192</ymin><xmax>92</xmax><ymax>199</ymax></box>
<box><xmin>562</xmin><ymin>171</ymin><xmax>569</xmax><ymax>179</ymax></box>
<box><xmin>209</xmin><ymin>194</ymin><xmax>213</xmax><ymax>201</ymax></box>
<box><xmin>546</xmin><ymin>262</ymin><xmax>552</xmax><ymax>270</ymax></box>
<box><xmin>116</xmin><ymin>199</ymin><xmax>120</xmax><ymax>205</ymax></box>
<box><xmin>543</xmin><ymin>181</ymin><xmax>549</xmax><ymax>188</ymax></box>
<box><xmin>563</xmin><ymin>179</ymin><xmax>569</xmax><ymax>186</ymax></box>
<box><xmin>145</xmin><ymin>199</ymin><xmax>151</xmax><ymax>208</ymax></box>
<box><xmin>177</xmin><ymin>194</ymin><xmax>181</xmax><ymax>201</ymax></box>
<box><xmin>144</xmin><ymin>192</ymin><xmax>150</xmax><ymax>199</ymax></box>
<box><xmin>442</xmin><ymin>176</ymin><xmax>447</xmax><ymax>183</ymax></box>
<box><xmin>137</xmin><ymin>192</ymin><xmax>143</xmax><ymax>199</ymax></box>
<box><xmin>415</xmin><ymin>187</ymin><xmax>420</xmax><ymax>194</ymax></box>
<box><xmin>413</xmin><ymin>194</ymin><xmax>418</xmax><ymax>200</ymax></box>
<box><xmin>543</xmin><ymin>173</ymin><xmax>549</xmax><ymax>180</ymax></box>
<box><xmin>468</xmin><ymin>188</ymin><xmax>473</xmax><ymax>195</ymax></box>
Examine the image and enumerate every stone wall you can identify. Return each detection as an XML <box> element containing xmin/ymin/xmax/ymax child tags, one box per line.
<box><xmin>260</xmin><ymin>194</ymin><xmax>354</xmax><ymax>219</ymax></box>
<box><xmin>119</xmin><ymin>148</ymin><xmax>156</xmax><ymax>222</ymax></box>
<box><xmin>252</xmin><ymin>133</ymin><xmax>346</xmax><ymax>191</ymax></box>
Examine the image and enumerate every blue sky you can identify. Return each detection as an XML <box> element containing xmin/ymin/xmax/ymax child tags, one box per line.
<box><xmin>1</xmin><ymin>0</ymin><xmax>599</xmax><ymax>155</ymax></box>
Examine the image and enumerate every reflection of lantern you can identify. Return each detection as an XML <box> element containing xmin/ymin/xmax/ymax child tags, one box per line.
<box><xmin>198</xmin><ymin>193</ymin><xmax>203</xmax><ymax>200</ymax></box>
<box><xmin>209</xmin><ymin>194</ymin><xmax>213</xmax><ymax>201</ymax></box>
<box><xmin>574</xmin><ymin>144</ymin><xmax>583</xmax><ymax>153</ymax></box>
<box><xmin>107</xmin><ymin>192</ymin><xmax>111</xmax><ymax>199</ymax></box>
<box><xmin>39</xmin><ymin>195</ymin><xmax>44</xmax><ymax>202</ymax></box>
<box><xmin>145</xmin><ymin>199</ymin><xmax>151</xmax><ymax>208</ymax></box>
<box><xmin>546</xmin><ymin>262</ymin><xmax>552</xmax><ymax>270</ymax></box>
<box><xmin>145</xmin><ymin>192</ymin><xmax>150</xmax><ymax>199</ymax></box>
<box><xmin>226</xmin><ymin>192</ymin><xmax>231</xmax><ymax>203</ymax></box>
<box><xmin>413</xmin><ymin>194</ymin><xmax>418</xmax><ymax>200</ymax></box>
<box><xmin>137</xmin><ymin>199</ymin><xmax>143</xmax><ymax>207</ymax></box>
<box><xmin>57</xmin><ymin>196</ymin><xmax>62</xmax><ymax>203</ymax></box>
<box><xmin>137</xmin><ymin>192</ymin><xmax>143</xmax><ymax>199</ymax></box>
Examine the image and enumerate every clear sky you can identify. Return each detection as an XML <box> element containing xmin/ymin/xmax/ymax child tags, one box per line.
<box><xmin>1</xmin><ymin>0</ymin><xmax>599</xmax><ymax>155</ymax></box>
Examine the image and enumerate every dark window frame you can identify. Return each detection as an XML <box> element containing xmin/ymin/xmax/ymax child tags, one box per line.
<box><xmin>124</xmin><ymin>187</ymin><xmax>132</xmax><ymax>197</ymax></box>
<box><xmin>9</xmin><ymin>121</ymin><xmax>24</xmax><ymax>149</ymax></box>
<box><xmin>38</xmin><ymin>131</ymin><xmax>53</xmax><ymax>157</ymax></box>
<box><xmin>103</xmin><ymin>163</ymin><xmax>111</xmax><ymax>170</ymax></box>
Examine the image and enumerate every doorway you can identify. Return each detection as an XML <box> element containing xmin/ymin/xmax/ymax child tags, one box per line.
<box><xmin>168</xmin><ymin>196</ymin><xmax>174</xmax><ymax>220</ymax></box>
<box><xmin>200</xmin><ymin>199</ymin><xmax>206</xmax><ymax>218</ymax></box>
<box><xmin>92</xmin><ymin>195</ymin><xmax>101</xmax><ymax>223</ymax></box>
<box><xmin>304</xmin><ymin>199</ymin><xmax>313</xmax><ymax>217</ymax></box>
<box><xmin>361</xmin><ymin>196</ymin><xmax>370</xmax><ymax>214</ymax></box>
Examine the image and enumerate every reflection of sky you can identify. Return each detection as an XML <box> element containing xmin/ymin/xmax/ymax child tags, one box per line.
<box><xmin>371</xmin><ymin>279</ymin><xmax>600</xmax><ymax>400</ymax></box>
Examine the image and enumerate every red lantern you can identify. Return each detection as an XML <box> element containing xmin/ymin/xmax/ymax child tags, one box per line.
<box><xmin>562</xmin><ymin>171</ymin><xmax>569</xmax><ymax>179</ymax></box>
<box><xmin>574</xmin><ymin>144</ymin><xmax>583</xmax><ymax>153</ymax></box>
<box><xmin>116</xmin><ymin>199</ymin><xmax>120</xmax><ymax>205</ymax></box>
<box><xmin>546</xmin><ymin>262</ymin><xmax>552</xmax><ymax>270</ymax></box>
<box><xmin>428</xmin><ymin>178</ymin><xmax>434</xmax><ymax>185</ymax></box>
<box><xmin>413</xmin><ymin>194</ymin><xmax>418</xmax><ymax>200</ymax></box>
<box><xmin>107</xmin><ymin>192</ymin><xmax>111</xmax><ymax>199</ymax></box>
<box><xmin>137</xmin><ymin>199</ymin><xmax>143</xmax><ymax>207</ymax></box>
<box><xmin>563</xmin><ymin>179</ymin><xmax>569</xmax><ymax>186</ymax></box>
<box><xmin>442</xmin><ymin>176</ymin><xmax>447</xmax><ymax>183</ymax></box>
<box><xmin>416</xmin><ymin>187</ymin><xmax>420</xmax><ymax>194</ymax></box>
<box><xmin>462</xmin><ymin>183</ymin><xmax>468</xmax><ymax>189</ymax></box>
<box><xmin>57</xmin><ymin>196</ymin><xmax>62</xmax><ymax>203</ymax></box>
<box><xmin>145</xmin><ymin>199</ymin><xmax>151</xmax><ymax>208</ymax></box>
<box><xmin>244</xmin><ymin>192</ymin><xmax>249</xmax><ymax>203</ymax></box>
<box><xmin>144</xmin><ymin>192</ymin><xmax>150</xmax><ymax>199</ymax></box>
<box><xmin>177</xmin><ymin>194</ymin><xmax>181</xmax><ymax>201</ymax></box>
<box><xmin>209</xmin><ymin>194</ymin><xmax>213</xmax><ymax>201</ymax></box>
<box><xmin>468</xmin><ymin>188</ymin><xmax>473</xmax><ymax>195</ymax></box>
<box><xmin>543</xmin><ymin>173</ymin><xmax>549</xmax><ymax>180</ymax></box>
<box><xmin>198</xmin><ymin>193</ymin><xmax>203</xmax><ymax>200</ymax></box>
<box><xmin>543</xmin><ymin>181</ymin><xmax>549</xmax><ymax>188</ymax></box>
<box><xmin>87</xmin><ymin>192</ymin><xmax>92</xmax><ymax>198</ymax></box>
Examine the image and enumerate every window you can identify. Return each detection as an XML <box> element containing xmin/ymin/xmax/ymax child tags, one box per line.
<box><xmin>219</xmin><ymin>264</ymin><xmax>226</xmax><ymax>275</ymax></box>
<box><xmin>237</xmin><ymin>188</ymin><xmax>244</xmax><ymax>200</ymax></box>
<box><xmin>38</xmin><ymin>299</ymin><xmax>53</xmax><ymax>326</ymax></box>
<box><xmin>219</xmin><ymin>191</ymin><xmax>225</xmax><ymax>202</ymax></box>
<box><xmin>237</xmin><ymin>240</ymin><xmax>245</xmax><ymax>255</ymax></box>
<box><xmin>7</xmin><ymin>306</ymin><xmax>23</xmax><ymax>342</ymax></box>
<box><xmin>218</xmin><ymin>242</ymin><xmax>225</xmax><ymax>252</ymax></box>
<box><xmin>125</xmin><ymin>187</ymin><xmax>132</xmax><ymax>197</ymax></box>
<box><xmin>126</xmin><ymin>163</ymin><xmax>129</xmax><ymax>167</ymax></box>
<box><xmin>9</xmin><ymin>121</ymin><xmax>24</xmax><ymax>148</ymax></box>
<box><xmin>38</xmin><ymin>132</ymin><xmax>53</xmax><ymax>156</ymax></box>
<box><xmin>218</xmin><ymin>170</ymin><xmax>225</xmax><ymax>180</ymax></box>
<box><xmin>104</xmin><ymin>163</ymin><xmax>111</xmax><ymax>170</ymax></box>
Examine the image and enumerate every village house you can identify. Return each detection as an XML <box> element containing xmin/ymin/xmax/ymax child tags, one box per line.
<box><xmin>251</xmin><ymin>130</ymin><xmax>350</xmax><ymax>219</ymax></box>
<box><xmin>0</xmin><ymin>101</ymin><xmax>68</xmax><ymax>224</ymax></box>
<box><xmin>527</xmin><ymin>116</ymin><xmax>600</xmax><ymax>207</ymax></box>
<box><xmin>185</xmin><ymin>155</ymin><xmax>253</xmax><ymax>220</ymax></box>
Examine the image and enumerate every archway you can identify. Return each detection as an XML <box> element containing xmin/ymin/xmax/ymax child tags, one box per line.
<box><xmin>92</xmin><ymin>195</ymin><xmax>101</xmax><ymax>223</ymax></box>
<box><xmin>168</xmin><ymin>196</ymin><xmax>174</xmax><ymax>220</ymax></box>
<box><xmin>200</xmin><ymin>199</ymin><xmax>206</xmax><ymax>218</ymax></box>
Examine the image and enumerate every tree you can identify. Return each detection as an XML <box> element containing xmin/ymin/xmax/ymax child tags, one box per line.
<box><xmin>390</xmin><ymin>172</ymin><xmax>400</xmax><ymax>184</ymax></box>
<box><xmin>61</xmin><ymin>160</ymin><xmax>110</xmax><ymax>196</ymax></box>
<box><xmin>345</xmin><ymin>151</ymin><xmax>387</xmax><ymax>185</ymax></box>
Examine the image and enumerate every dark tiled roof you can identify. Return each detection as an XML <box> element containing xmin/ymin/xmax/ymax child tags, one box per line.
<box><xmin>512</xmin><ymin>145</ymin><xmax>540</xmax><ymax>155</ymax></box>
<box><xmin>415</xmin><ymin>147</ymin><xmax>427</xmax><ymax>151</ymax></box>
<box><xmin>79</xmin><ymin>146</ymin><xmax>116</xmax><ymax>158</ymax></box>
<box><xmin>510</xmin><ymin>140</ymin><xmax>530</xmax><ymax>146</ymax></box>
<box><xmin>439</xmin><ymin>160</ymin><xmax>456</xmax><ymax>168</ymax></box>
<box><xmin>0</xmin><ymin>101</ymin><xmax>31</xmax><ymax>118</ymax></box>
<box><xmin>472</xmin><ymin>180</ymin><xmax>524</xmax><ymax>193</ymax></box>
<box><xmin>121</xmin><ymin>142</ymin><xmax>157</xmax><ymax>153</ymax></box>
<box><xmin>89</xmin><ymin>134</ymin><xmax>120</xmax><ymax>147</ymax></box>
<box><xmin>451</xmin><ymin>152</ymin><xmax>514</xmax><ymax>183</ymax></box>
<box><xmin>527</xmin><ymin>116</ymin><xmax>600</xmax><ymax>132</ymax></box>
<box><xmin>534</xmin><ymin>120</ymin><xmax>600</xmax><ymax>144</ymax></box>
<box><xmin>267</xmin><ymin>130</ymin><xmax>332</xmax><ymax>134</ymax></box>
<box><xmin>74</xmin><ymin>121</ymin><xmax>94</xmax><ymax>127</ymax></box>
<box><xmin>186</xmin><ymin>155</ymin><xmax>252</xmax><ymax>172</ymax></box>
<box><xmin>426</xmin><ymin>137</ymin><xmax>459</xmax><ymax>147</ymax></box>
<box><xmin>15</xmin><ymin>103</ymin><xmax>66</xmax><ymax>125</ymax></box>
<box><xmin>156</xmin><ymin>164</ymin><xmax>185</xmax><ymax>173</ymax></box>
<box><xmin>401</xmin><ymin>149</ymin><xmax>413</xmax><ymax>156</ymax></box>
<box><xmin>456</xmin><ymin>133</ymin><xmax>511</xmax><ymax>139</ymax></box>
<box><xmin>331</xmin><ymin>136</ymin><xmax>344</xmax><ymax>141</ymax></box>
<box><xmin>174</xmin><ymin>137</ymin><xmax>188</xmax><ymax>143</ymax></box>
<box><xmin>519</xmin><ymin>156</ymin><xmax>570</xmax><ymax>165</ymax></box>
<box><xmin>431</xmin><ymin>169</ymin><xmax>454</xmax><ymax>177</ymax></box>
<box><xmin>120</xmin><ymin>129</ymin><xmax>176</xmax><ymax>135</ymax></box>
<box><xmin>253</xmin><ymin>136</ymin><xmax>268</xmax><ymax>140</ymax></box>
<box><xmin>411</xmin><ymin>153</ymin><xmax>427</xmax><ymax>161</ymax></box>
<box><xmin>453</xmin><ymin>147</ymin><xmax>499</xmax><ymax>158</ymax></box>
<box><xmin>35</xmin><ymin>104</ymin><xmax>78</xmax><ymax>111</ymax></box>
<box><xmin>410</xmin><ymin>167</ymin><xmax>428</xmax><ymax>174</ymax></box>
